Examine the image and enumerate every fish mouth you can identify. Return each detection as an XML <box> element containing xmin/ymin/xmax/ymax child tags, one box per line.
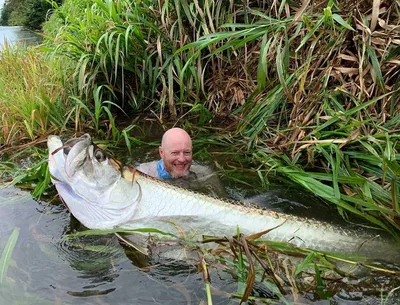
<box><xmin>58</xmin><ymin>134</ymin><xmax>92</xmax><ymax>156</ymax></box>
<box><xmin>47</xmin><ymin>134</ymin><xmax>142</xmax><ymax>229</ymax></box>
<box><xmin>48</xmin><ymin>134</ymin><xmax>94</xmax><ymax>178</ymax></box>
<box><xmin>48</xmin><ymin>134</ymin><xmax>91</xmax><ymax>156</ymax></box>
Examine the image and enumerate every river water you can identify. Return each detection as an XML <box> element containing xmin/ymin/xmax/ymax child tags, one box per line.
<box><xmin>0</xmin><ymin>26</ymin><xmax>42</xmax><ymax>49</ymax></box>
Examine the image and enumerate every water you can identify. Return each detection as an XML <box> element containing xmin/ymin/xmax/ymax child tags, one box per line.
<box><xmin>1</xmin><ymin>182</ymin><xmax>400</xmax><ymax>304</ymax></box>
<box><xmin>0</xmin><ymin>26</ymin><xmax>42</xmax><ymax>49</ymax></box>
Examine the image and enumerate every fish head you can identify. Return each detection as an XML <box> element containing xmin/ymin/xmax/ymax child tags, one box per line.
<box><xmin>48</xmin><ymin>134</ymin><xmax>141</xmax><ymax>229</ymax></box>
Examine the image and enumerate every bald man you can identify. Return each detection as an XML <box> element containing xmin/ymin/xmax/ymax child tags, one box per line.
<box><xmin>158</xmin><ymin>128</ymin><xmax>193</xmax><ymax>178</ymax></box>
<box><xmin>136</xmin><ymin>128</ymin><xmax>226</xmax><ymax>196</ymax></box>
<box><xmin>136</xmin><ymin>128</ymin><xmax>193</xmax><ymax>179</ymax></box>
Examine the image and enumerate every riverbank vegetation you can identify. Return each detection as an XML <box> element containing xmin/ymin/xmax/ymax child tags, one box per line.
<box><xmin>0</xmin><ymin>0</ymin><xmax>399</xmax><ymax>302</ymax></box>
<box><xmin>0</xmin><ymin>0</ymin><xmax>63</xmax><ymax>29</ymax></box>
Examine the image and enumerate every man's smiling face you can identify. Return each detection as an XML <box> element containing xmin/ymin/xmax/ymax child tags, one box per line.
<box><xmin>159</xmin><ymin>128</ymin><xmax>192</xmax><ymax>178</ymax></box>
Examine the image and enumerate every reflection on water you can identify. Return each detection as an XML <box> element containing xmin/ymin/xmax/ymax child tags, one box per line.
<box><xmin>0</xmin><ymin>26</ymin><xmax>42</xmax><ymax>49</ymax></box>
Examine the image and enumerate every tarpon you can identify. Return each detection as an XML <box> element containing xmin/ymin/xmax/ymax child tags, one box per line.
<box><xmin>47</xmin><ymin>134</ymin><xmax>400</xmax><ymax>262</ymax></box>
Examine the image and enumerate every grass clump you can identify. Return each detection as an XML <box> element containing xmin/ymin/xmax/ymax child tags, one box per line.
<box><xmin>0</xmin><ymin>44</ymin><xmax>74</xmax><ymax>145</ymax></box>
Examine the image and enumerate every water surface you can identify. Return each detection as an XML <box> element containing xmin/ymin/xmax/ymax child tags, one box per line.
<box><xmin>0</xmin><ymin>187</ymin><xmax>239</xmax><ymax>305</ymax></box>
<box><xmin>0</xmin><ymin>26</ymin><xmax>41</xmax><ymax>49</ymax></box>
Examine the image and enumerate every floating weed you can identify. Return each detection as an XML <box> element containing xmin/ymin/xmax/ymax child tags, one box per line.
<box><xmin>314</xmin><ymin>263</ymin><xmax>328</xmax><ymax>300</ymax></box>
<box><xmin>0</xmin><ymin>228</ymin><xmax>20</xmax><ymax>284</ymax></box>
<box><xmin>67</xmin><ymin>227</ymin><xmax>179</xmax><ymax>239</ymax></box>
<box><xmin>199</xmin><ymin>224</ymin><xmax>400</xmax><ymax>303</ymax></box>
<box><xmin>382</xmin><ymin>286</ymin><xmax>400</xmax><ymax>305</ymax></box>
<box><xmin>4</xmin><ymin>157</ymin><xmax>51</xmax><ymax>198</ymax></box>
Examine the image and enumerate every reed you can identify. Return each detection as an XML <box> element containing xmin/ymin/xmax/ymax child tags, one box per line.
<box><xmin>0</xmin><ymin>228</ymin><xmax>19</xmax><ymax>284</ymax></box>
<box><xmin>0</xmin><ymin>44</ymin><xmax>73</xmax><ymax>143</ymax></box>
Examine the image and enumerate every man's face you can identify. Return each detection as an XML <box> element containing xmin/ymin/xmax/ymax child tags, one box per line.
<box><xmin>159</xmin><ymin>135</ymin><xmax>192</xmax><ymax>178</ymax></box>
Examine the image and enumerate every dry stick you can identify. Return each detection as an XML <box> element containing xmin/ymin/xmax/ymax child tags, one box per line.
<box><xmin>0</xmin><ymin>136</ymin><xmax>48</xmax><ymax>156</ymax></box>
<box><xmin>202</xmin><ymin>235</ymin><xmax>286</xmax><ymax>295</ymax></box>
<box><xmin>245</xmin><ymin>242</ymin><xmax>286</xmax><ymax>295</ymax></box>
<box><xmin>239</xmin><ymin>235</ymin><xmax>256</xmax><ymax>304</ymax></box>
<box><xmin>200</xmin><ymin>254</ymin><xmax>213</xmax><ymax>305</ymax></box>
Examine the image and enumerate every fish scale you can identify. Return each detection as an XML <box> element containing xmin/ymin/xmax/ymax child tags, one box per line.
<box><xmin>123</xmin><ymin>171</ymin><xmax>397</xmax><ymax>258</ymax></box>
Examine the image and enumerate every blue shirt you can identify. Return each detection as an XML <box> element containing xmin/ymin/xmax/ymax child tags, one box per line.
<box><xmin>157</xmin><ymin>159</ymin><xmax>171</xmax><ymax>179</ymax></box>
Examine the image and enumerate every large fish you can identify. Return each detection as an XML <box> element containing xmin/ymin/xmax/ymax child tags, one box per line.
<box><xmin>47</xmin><ymin>134</ymin><xmax>400</xmax><ymax>262</ymax></box>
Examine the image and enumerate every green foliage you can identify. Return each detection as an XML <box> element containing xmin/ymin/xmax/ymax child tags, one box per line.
<box><xmin>250</xmin><ymin>132</ymin><xmax>400</xmax><ymax>239</ymax></box>
<box><xmin>0</xmin><ymin>227</ymin><xmax>19</xmax><ymax>284</ymax></box>
<box><xmin>0</xmin><ymin>0</ymin><xmax>63</xmax><ymax>29</ymax></box>
<box><xmin>0</xmin><ymin>44</ymin><xmax>74</xmax><ymax>143</ymax></box>
<box><xmin>43</xmin><ymin>0</ymin><xmax>168</xmax><ymax>115</ymax></box>
<box><xmin>1</xmin><ymin>0</ymin><xmax>399</xmax><ymax>247</ymax></box>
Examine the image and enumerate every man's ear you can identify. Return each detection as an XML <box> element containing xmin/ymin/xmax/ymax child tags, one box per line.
<box><xmin>159</xmin><ymin>146</ymin><xmax>164</xmax><ymax>158</ymax></box>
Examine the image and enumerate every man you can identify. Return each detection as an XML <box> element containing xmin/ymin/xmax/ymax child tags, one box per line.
<box><xmin>136</xmin><ymin>127</ymin><xmax>193</xmax><ymax>179</ymax></box>
<box><xmin>136</xmin><ymin>128</ymin><xmax>226</xmax><ymax>196</ymax></box>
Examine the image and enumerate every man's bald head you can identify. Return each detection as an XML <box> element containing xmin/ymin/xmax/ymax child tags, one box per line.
<box><xmin>159</xmin><ymin>128</ymin><xmax>192</xmax><ymax>178</ymax></box>
<box><xmin>161</xmin><ymin>128</ymin><xmax>192</xmax><ymax>148</ymax></box>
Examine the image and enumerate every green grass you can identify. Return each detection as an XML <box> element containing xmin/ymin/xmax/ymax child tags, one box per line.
<box><xmin>0</xmin><ymin>228</ymin><xmax>19</xmax><ymax>284</ymax></box>
<box><xmin>0</xmin><ymin>44</ymin><xmax>73</xmax><ymax>142</ymax></box>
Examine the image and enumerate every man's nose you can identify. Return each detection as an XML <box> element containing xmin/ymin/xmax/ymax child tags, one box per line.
<box><xmin>177</xmin><ymin>153</ymin><xmax>185</xmax><ymax>162</ymax></box>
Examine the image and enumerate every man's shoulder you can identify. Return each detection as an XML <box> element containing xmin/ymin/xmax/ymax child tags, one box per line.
<box><xmin>136</xmin><ymin>160</ymin><xmax>159</xmax><ymax>177</ymax></box>
<box><xmin>190</xmin><ymin>162</ymin><xmax>216</xmax><ymax>180</ymax></box>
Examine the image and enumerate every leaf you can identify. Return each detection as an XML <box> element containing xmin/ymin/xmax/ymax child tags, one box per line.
<box><xmin>295</xmin><ymin>252</ymin><xmax>315</xmax><ymax>276</ymax></box>
<box><xmin>332</xmin><ymin>14</ymin><xmax>355</xmax><ymax>31</ymax></box>
<box><xmin>366</xmin><ymin>47</ymin><xmax>385</xmax><ymax>91</ymax></box>
<box><xmin>314</xmin><ymin>263</ymin><xmax>328</xmax><ymax>299</ymax></box>
<box><xmin>296</xmin><ymin>17</ymin><xmax>324</xmax><ymax>52</ymax></box>
<box><xmin>0</xmin><ymin>228</ymin><xmax>20</xmax><ymax>284</ymax></box>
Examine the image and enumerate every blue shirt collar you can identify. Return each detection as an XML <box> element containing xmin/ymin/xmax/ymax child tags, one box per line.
<box><xmin>157</xmin><ymin>159</ymin><xmax>171</xmax><ymax>179</ymax></box>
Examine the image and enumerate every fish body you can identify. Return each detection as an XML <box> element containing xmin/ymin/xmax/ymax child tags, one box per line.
<box><xmin>48</xmin><ymin>134</ymin><xmax>400</xmax><ymax>262</ymax></box>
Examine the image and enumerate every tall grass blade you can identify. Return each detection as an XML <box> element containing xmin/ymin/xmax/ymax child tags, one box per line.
<box><xmin>0</xmin><ymin>228</ymin><xmax>20</xmax><ymax>284</ymax></box>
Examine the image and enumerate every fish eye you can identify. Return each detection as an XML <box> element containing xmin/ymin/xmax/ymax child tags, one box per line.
<box><xmin>63</xmin><ymin>146</ymin><xmax>72</xmax><ymax>155</ymax></box>
<box><xmin>94</xmin><ymin>149</ymin><xmax>107</xmax><ymax>162</ymax></box>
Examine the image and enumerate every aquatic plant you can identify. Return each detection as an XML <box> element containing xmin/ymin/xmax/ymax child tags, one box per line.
<box><xmin>66</xmin><ymin>225</ymin><xmax>400</xmax><ymax>304</ymax></box>
<box><xmin>0</xmin><ymin>228</ymin><xmax>19</xmax><ymax>284</ymax></box>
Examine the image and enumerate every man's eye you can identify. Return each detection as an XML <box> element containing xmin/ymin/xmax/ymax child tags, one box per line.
<box><xmin>94</xmin><ymin>149</ymin><xmax>107</xmax><ymax>162</ymax></box>
<box><xmin>171</xmin><ymin>152</ymin><xmax>178</xmax><ymax>156</ymax></box>
<box><xmin>184</xmin><ymin>151</ymin><xmax>192</xmax><ymax>156</ymax></box>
